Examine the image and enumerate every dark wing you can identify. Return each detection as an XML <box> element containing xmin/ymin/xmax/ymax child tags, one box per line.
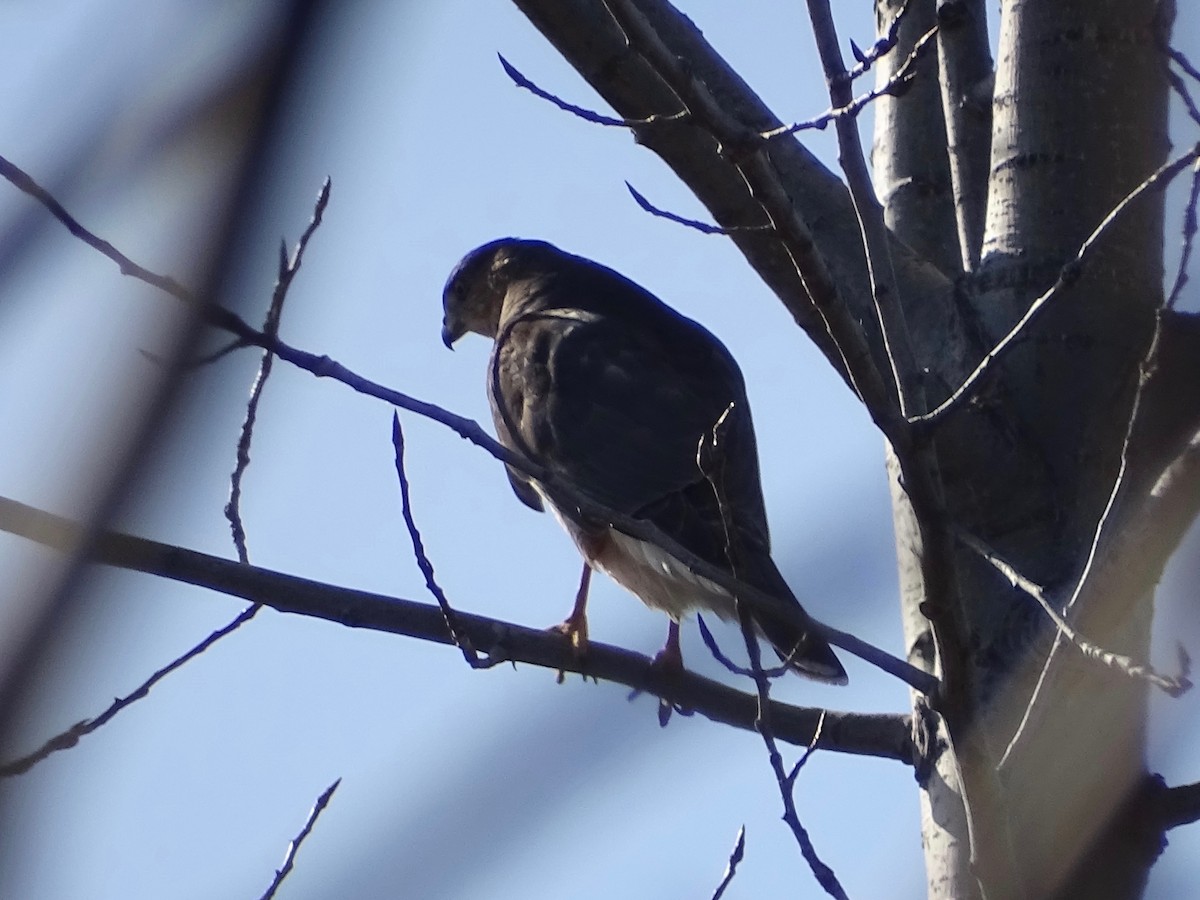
<box><xmin>490</xmin><ymin>304</ymin><xmax>773</xmax><ymax>581</ymax></box>
<box><xmin>489</xmin><ymin>297</ymin><xmax>846</xmax><ymax>685</ymax></box>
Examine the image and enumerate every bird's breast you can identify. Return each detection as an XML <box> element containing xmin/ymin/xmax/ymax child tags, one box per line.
<box><xmin>534</xmin><ymin>484</ymin><xmax>737</xmax><ymax>623</ymax></box>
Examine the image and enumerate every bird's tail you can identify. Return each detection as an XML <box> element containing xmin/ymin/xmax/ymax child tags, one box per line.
<box><xmin>749</xmin><ymin>557</ymin><xmax>847</xmax><ymax>685</ymax></box>
<box><xmin>756</xmin><ymin>607</ymin><xmax>847</xmax><ymax>685</ymax></box>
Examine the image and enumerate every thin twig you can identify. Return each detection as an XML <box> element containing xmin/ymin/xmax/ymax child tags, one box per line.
<box><xmin>763</xmin><ymin>24</ymin><xmax>938</xmax><ymax>140</ymax></box>
<box><xmin>1166</xmin><ymin>162</ymin><xmax>1200</xmax><ymax>310</ymax></box>
<box><xmin>805</xmin><ymin>0</ymin><xmax>918</xmax><ymax>420</ymax></box>
<box><xmin>392</xmin><ymin>413</ymin><xmax>494</xmax><ymax>668</ymax></box>
<box><xmin>698</xmin><ymin>408</ymin><xmax>847</xmax><ymax>900</ymax></box>
<box><xmin>0</xmin><ymin>604</ymin><xmax>259</xmax><ymax>777</ymax></box>
<box><xmin>843</xmin><ymin>0</ymin><xmax>914</xmax><ymax>82</ymax></box>
<box><xmin>499</xmin><ymin>54</ymin><xmax>685</xmax><ymax>128</ymax></box>
<box><xmin>259</xmin><ymin>778</ymin><xmax>341</xmax><ymax>900</ymax></box>
<box><xmin>913</xmin><ymin>143</ymin><xmax>1200</xmax><ymax>425</ymax></box>
<box><xmin>955</xmin><ymin>528</ymin><xmax>1192</xmax><ymax>696</ymax></box>
<box><xmin>697</xmin><ymin>615</ymin><xmax>791</xmax><ymax>679</ymax></box>
<box><xmin>626</xmin><ymin>182</ymin><xmax>767</xmax><ymax>235</ymax></box>
<box><xmin>1167</xmin><ymin>67</ymin><xmax>1200</xmax><ymax>129</ymax></box>
<box><xmin>226</xmin><ymin>178</ymin><xmax>331</xmax><ymax>564</ymax></box>
<box><xmin>1168</xmin><ymin>45</ymin><xmax>1200</xmax><ymax>85</ymax></box>
<box><xmin>709</xmin><ymin>825</ymin><xmax>746</xmax><ymax>900</ymax></box>
<box><xmin>998</xmin><ymin>300</ymin><xmax>1182</xmax><ymax>769</ymax></box>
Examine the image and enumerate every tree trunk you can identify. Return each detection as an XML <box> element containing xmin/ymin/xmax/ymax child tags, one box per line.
<box><xmin>512</xmin><ymin>0</ymin><xmax>1200</xmax><ymax>896</ymax></box>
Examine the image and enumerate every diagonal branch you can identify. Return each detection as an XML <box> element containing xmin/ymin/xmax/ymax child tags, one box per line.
<box><xmin>226</xmin><ymin>177</ymin><xmax>331</xmax><ymax>563</ymax></box>
<box><xmin>0</xmin><ymin>603</ymin><xmax>259</xmax><ymax>778</ymax></box>
<box><xmin>708</xmin><ymin>824</ymin><xmax>746</xmax><ymax>900</ymax></box>
<box><xmin>955</xmin><ymin>527</ymin><xmax>1191</xmax><ymax>696</ymax></box>
<box><xmin>601</xmin><ymin>0</ymin><xmax>895</xmax><ymax>426</ymax></box>
<box><xmin>805</xmin><ymin>0</ymin><xmax>920</xmax><ymax>418</ymax></box>
<box><xmin>259</xmin><ymin>778</ymin><xmax>341</xmax><ymax>900</ymax></box>
<box><xmin>913</xmin><ymin>143</ymin><xmax>1200</xmax><ymax>425</ymax></box>
<box><xmin>763</xmin><ymin>23</ymin><xmax>938</xmax><ymax>141</ymax></box>
<box><xmin>392</xmin><ymin>413</ymin><xmax>496</xmax><ymax>668</ymax></box>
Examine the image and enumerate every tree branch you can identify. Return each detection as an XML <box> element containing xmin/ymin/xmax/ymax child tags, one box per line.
<box><xmin>0</xmin><ymin>494</ymin><xmax>915</xmax><ymax>764</ymax></box>
<box><xmin>258</xmin><ymin>778</ymin><xmax>341</xmax><ymax>900</ymax></box>
<box><xmin>934</xmin><ymin>0</ymin><xmax>994</xmax><ymax>270</ymax></box>
<box><xmin>913</xmin><ymin>142</ymin><xmax>1200</xmax><ymax>425</ymax></box>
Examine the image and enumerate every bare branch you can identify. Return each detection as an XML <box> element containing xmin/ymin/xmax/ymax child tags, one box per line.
<box><xmin>955</xmin><ymin>527</ymin><xmax>1192</xmax><ymax>696</ymax></box>
<box><xmin>709</xmin><ymin>824</ymin><xmax>746</xmax><ymax>900</ymax></box>
<box><xmin>259</xmin><ymin>778</ymin><xmax>341</xmax><ymax>900</ymax></box>
<box><xmin>226</xmin><ymin>178</ymin><xmax>331</xmax><ymax>564</ymax></box>
<box><xmin>805</xmin><ymin>0</ymin><xmax>918</xmax><ymax>419</ymax></box>
<box><xmin>0</xmin><ymin>493</ymin><xmax>916</xmax><ymax>763</ymax></box>
<box><xmin>843</xmin><ymin>0</ymin><xmax>914</xmax><ymax>82</ymax></box>
<box><xmin>626</xmin><ymin>182</ymin><xmax>767</xmax><ymax>235</ymax></box>
<box><xmin>499</xmin><ymin>53</ymin><xmax>684</xmax><ymax>127</ymax></box>
<box><xmin>762</xmin><ymin>25</ymin><xmax>938</xmax><ymax>141</ymax></box>
<box><xmin>696</xmin><ymin>615</ymin><xmax>790</xmax><ymax>680</ymax></box>
<box><xmin>935</xmin><ymin>0</ymin><xmax>994</xmax><ymax>270</ymax></box>
<box><xmin>1168</xmin><ymin>45</ymin><xmax>1200</xmax><ymax>85</ymax></box>
<box><xmin>0</xmin><ymin>603</ymin><xmax>259</xmax><ymax>777</ymax></box>
<box><xmin>595</xmin><ymin>0</ymin><xmax>897</xmax><ymax>427</ymax></box>
<box><xmin>1167</xmin><ymin>67</ymin><xmax>1200</xmax><ymax>129</ymax></box>
<box><xmin>700</xmin><ymin>407</ymin><xmax>847</xmax><ymax>900</ymax></box>
<box><xmin>393</xmin><ymin>413</ymin><xmax>497</xmax><ymax>668</ymax></box>
<box><xmin>1167</xmin><ymin>162</ymin><xmax>1200</xmax><ymax>310</ymax></box>
<box><xmin>914</xmin><ymin>142</ymin><xmax>1200</xmax><ymax>425</ymax></box>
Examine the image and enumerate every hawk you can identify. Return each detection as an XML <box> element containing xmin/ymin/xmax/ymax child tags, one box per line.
<box><xmin>441</xmin><ymin>238</ymin><xmax>846</xmax><ymax>684</ymax></box>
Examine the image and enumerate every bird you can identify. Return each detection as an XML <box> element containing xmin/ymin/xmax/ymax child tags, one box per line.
<box><xmin>440</xmin><ymin>237</ymin><xmax>846</xmax><ymax>684</ymax></box>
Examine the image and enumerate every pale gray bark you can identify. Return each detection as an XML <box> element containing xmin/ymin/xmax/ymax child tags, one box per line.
<box><xmin>511</xmin><ymin>0</ymin><xmax>1200</xmax><ymax>897</ymax></box>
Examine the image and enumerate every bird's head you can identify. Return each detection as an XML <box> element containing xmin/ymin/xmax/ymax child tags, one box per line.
<box><xmin>441</xmin><ymin>237</ymin><xmax>534</xmax><ymax>348</ymax></box>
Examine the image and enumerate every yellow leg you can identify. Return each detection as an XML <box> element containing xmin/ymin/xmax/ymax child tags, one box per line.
<box><xmin>548</xmin><ymin>561</ymin><xmax>591</xmax><ymax>656</ymax></box>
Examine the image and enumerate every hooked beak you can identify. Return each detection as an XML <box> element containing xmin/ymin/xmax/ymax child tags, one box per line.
<box><xmin>440</xmin><ymin>320</ymin><xmax>457</xmax><ymax>350</ymax></box>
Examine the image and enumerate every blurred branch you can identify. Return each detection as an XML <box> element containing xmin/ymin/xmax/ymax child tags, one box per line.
<box><xmin>0</xmin><ymin>603</ymin><xmax>258</xmax><ymax>778</ymax></box>
<box><xmin>0</xmin><ymin>180</ymin><xmax>335</xmax><ymax>779</ymax></box>
<box><xmin>258</xmin><ymin>778</ymin><xmax>341</xmax><ymax>900</ymax></box>
<box><xmin>0</xmin><ymin>494</ymin><xmax>915</xmax><ymax>764</ymax></box>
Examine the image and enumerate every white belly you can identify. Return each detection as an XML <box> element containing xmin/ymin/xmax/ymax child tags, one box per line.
<box><xmin>537</xmin><ymin>485</ymin><xmax>737</xmax><ymax>621</ymax></box>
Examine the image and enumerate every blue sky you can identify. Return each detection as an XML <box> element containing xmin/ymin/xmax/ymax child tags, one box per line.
<box><xmin>0</xmin><ymin>2</ymin><xmax>1197</xmax><ymax>898</ymax></box>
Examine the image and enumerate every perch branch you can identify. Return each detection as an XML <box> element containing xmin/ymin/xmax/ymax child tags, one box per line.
<box><xmin>0</xmin><ymin>494</ymin><xmax>915</xmax><ymax>764</ymax></box>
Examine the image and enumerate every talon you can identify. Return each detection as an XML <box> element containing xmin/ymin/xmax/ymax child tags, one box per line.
<box><xmin>547</xmin><ymin>615</ymin><xmax>589</xmax><ymax>657</ymax></box>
